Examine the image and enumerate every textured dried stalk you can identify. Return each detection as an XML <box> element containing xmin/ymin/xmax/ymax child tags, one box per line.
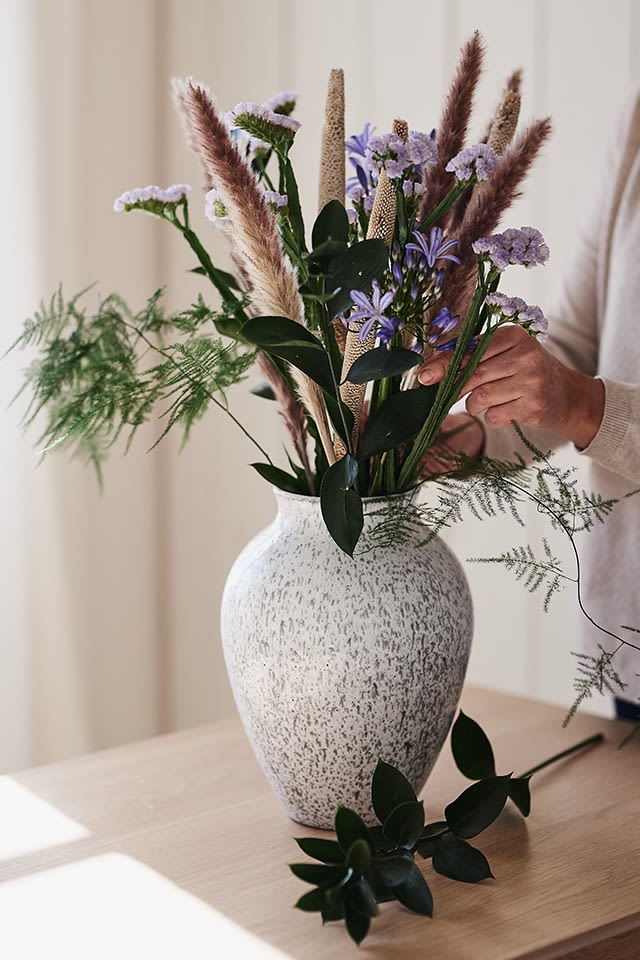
<box><xmin>335</xmin><ymin>169</ymin><xmax>397</xmax><ymax>457</ymax></box>
<box><xmin>178</xmin><ymin>77</ymin><xmax>335</xmax><ymax>464</ymax></box>
<box><xmin>487</xmin><ymin>90</ymin><xmax>521</xmax><ymax>156</ymax></box>
<box><xmin>318</xmin><ymin>68</ymin><xmax>345</xmax><ymax>212</ymax></box>
<box><xmin>393</xmin><ymin>118</ymin><xmax>409</xmax><ymax>141</ymax></box>
<box><xmin>481</xmin><ymin>69</ymin><xmax>522</xmax><ymax>145</ymax></box>
<box><xmin>419</xmin><ymin>31</ymin><xmax>485</xmax><ymax>223</ymax></box>
<box><xmin>332</xmin><ymin>316</ymin><xmax>347</xmax><ymax>351</ymax></box>
<box><xmin>443</xmin><ymin>117</ymin><xmax>552</xmax><ymax>320</ymax></box>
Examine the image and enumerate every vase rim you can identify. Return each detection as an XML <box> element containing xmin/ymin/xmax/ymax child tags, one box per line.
<box><xmin>271</xmin><ymin>485</ymin><xmax>422</xmax><ymax>506</ymax></box>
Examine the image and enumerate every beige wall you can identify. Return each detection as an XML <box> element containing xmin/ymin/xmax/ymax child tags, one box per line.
<box><xmin>2</xmin><ymin>0</ymin><xmax>636</xmax><ymax>770</ymax></box>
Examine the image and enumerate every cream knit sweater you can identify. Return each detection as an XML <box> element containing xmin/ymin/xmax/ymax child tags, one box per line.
<box><xmin>482</xmin><ymin>91</ymin><xmax>640</xmax><ymax>704</ymax></box>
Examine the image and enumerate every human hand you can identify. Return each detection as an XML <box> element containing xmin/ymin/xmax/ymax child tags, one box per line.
<box><xmin>417</xmin><ymin>325</ymin><xmax>605</xmax><ymax>449</ymax></box>
<box><xmin>418</xmin><ymin>412</ymin><xmax>485</xmax><ymax>478</ymax></box>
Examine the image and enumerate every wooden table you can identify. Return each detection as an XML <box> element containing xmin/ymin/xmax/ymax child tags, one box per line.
<box><xmin>1</xmin><ymin>687</ymin><xmax>638</xmax><ymax>959</ymax></box>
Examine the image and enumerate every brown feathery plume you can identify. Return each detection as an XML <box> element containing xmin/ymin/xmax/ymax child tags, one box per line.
<box><xmin>172</xmin><ymin>78</ymin><xmax>214</xmax><ymax>191</ymax></box>
<box><xmin>419</xmin><ymin>31</ymin><xmax>485</xmax><ymax>223</ymax></box>
<box><xmin>442</xmin><ymin>117</ymin><xmax>552</xmax><ymax>320</ymax></box>
<box><xmin>318</xmin><ymin>69</ymin><xmax>345</xmax><ymax>212</ymax></box>
<box><xmin>335</xmin><ymin>168</ymin><xmax>398</xmax><ymax>457</ymax></box>
<box><xmin>179</xmin><ymin>77</ymin><xmax>335</xmax><ymax>464</ymax></box>
<box><xmin>257</xmin><ymin>354</ymin><xmax>315</xmax><ymax>492</ymax></box>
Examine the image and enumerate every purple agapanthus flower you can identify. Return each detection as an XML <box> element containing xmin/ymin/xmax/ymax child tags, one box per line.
<box><xmin>348</xmin><ymin>281</ymin><xmax>397</xmax><ymax>342</ymax></box>
<box><xmin>427</xmin><ymin>306</ymin><xmax>459</xmax><ymax>345</ymax></box>
<box><xmin>446</xmin><ymin>144</ymin><xmax>499</xmax><ymax>182</ymax></box>
<box><xmin>406</xmin><ymin>227</ymin><xmax>461</xmax><ymax>268</ymax></box>
<box><xmin>437</xmin><ymin>336</ymin><xmax>480</xmax><ymax>353</ymax></box>
<box><xmin>473</xmin><ymin>227</ymin><xmax>550</xmax><ymax>271</ymax></box>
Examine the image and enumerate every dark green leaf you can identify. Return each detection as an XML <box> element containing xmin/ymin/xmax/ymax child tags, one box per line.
<box><xmin>368</xmin><ymin>825</ymin><xmax>396</xmax><ymax>853</ymax></box>
<box><xmin>295</xmin><ymin>886</ymin><xmax>330</xmax><ymax>912</ymax></box>
<box><xmin>289</xmin><ymin>863</ymin><xmax>350</xmax><ymax>885</ymax></box>
<box><xmin>432</xmin><ymin>831</ymin><xmax>494</xmax><ymax>883</ymax></box>
<box><xmin>416</xmin><ymin>838</ymin><xmax>435</xmax><ymax>859</ymax></box>
<box><xmin>323</xmin><ymin>393</ymin><xmax>354</xmax><ymax>449</ymax></box>
<box><xmin>445</xmin><ymin>775</ymin><xmax>512</xmax><ymax>839</ymax></box>
<box><xmin>250</xmin><ymin>462</ymin><xmax>305</xmax><ymax>494</ymax></box>
<box><xmin>240</xmin><ymin>315</ymin><xmax>336</xmax><ymax>397</ymax></box>
<box><xmin>249</xmin><ymin>382</ymin><xmax>276</xmax><ymax>400</ymax></box>
<box><xmin>371</xmin><ymin>876</ymin><xmax>396</xmax><ymax>903</ymax></box>
<box><xmin>383</xmin><ymin>801</ymin><xmax>425</xmax><ymax>849</ymax></box>
<box><xmin>392</xmin><ymin>863</ymin><xmax>433</xmax><ymax>917</ymax></box>
<box><xmin>346</xmin><ymin>838</ymin><xmax>371</xmax><ymax>875</ymax></box>
<box><xmin>321</xmin><ymin>903</ymin><xmax>345</xmax><ymax>924</ymax></box>
<box><xmin>420</xmin><ymin>820</ymin><xmax>449</xmax><ymax>840</ymax></box>
<box><xmin>335</xmin><ymin>804</ymin><xmax>371</xmax><ymax>854</ymax></box>
<box><xmin>326</xmin><ymin>239</ymin><xmax>389</xmax><ymax>318</ymax></box>
<box><xmin>325</xmin><ymin>871</ymin><xmax>354</xmax><ymax>905</ymax></box>
<box><xmin>305</xmin><ymin>239</ymin><xmax>347</xmax><ymax>266</ymax></box>
<box><xmin>190</xmin><ymin>264</ymin><xmax>241</xmax><ymax>290</ymax></box>
<box><xmin>451</xmin><ymin>710</ymin><xmax>497</xmax><ymax>781</ymax></box>
<box><xmin>509</xmin><ymin>776</ymin><xmax>532</xmax><ymax>817</ymax></box>
<box><xmin>349</xmin><ymin>878</ymin><xmax>380</xmax><ymax>918</ymax></box>
<box><xmin>312</xmin><ymin>200</ymin><xmax>349</xmax><ymax>250</ymax></box>
<box><xmin>320</xmin><ymin>457</ymin><xmax>363</xmax><ymax>557</ymax></box>
<box><xmin>359</xmin><ymin>385</ymin><xmax>438</xmax><ymax>459</ymax></box>
<box><xmin>295</xmin><ymin>837</ymin><xmax>344</xmax><ymax>863</ymax></box>
<box><xmin>373</xmin><ymin>854</ymin><xmax>415</xmax><ymax>887</ymax></box>
<box><xmin>344</xmin><ymin>903</ymin><xmax>370</xmax><ymax>945</ymax></box>
<box><xmin>345</xmin><ymin>346</ymin><xmax>423</xmax><ymax>385</ymax></box>
<box><xmin>371</xmin><ymin>759</ymin><xmax>417</xmax><ymax>823</ymax></box>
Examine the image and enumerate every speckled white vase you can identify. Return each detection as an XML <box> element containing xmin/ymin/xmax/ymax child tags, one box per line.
<box><xmin>220</xmin><ymin>488</ymin><xmax>473</xmax><ymax>829</ymax></box>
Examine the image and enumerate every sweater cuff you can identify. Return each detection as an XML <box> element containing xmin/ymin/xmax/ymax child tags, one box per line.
<box><xmin>578</xmin><ymin>377</ymin><xmax>631</xmax><ymax>465</ymax></box>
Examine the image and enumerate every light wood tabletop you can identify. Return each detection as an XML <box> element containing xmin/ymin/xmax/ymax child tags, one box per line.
<box><xmin>0</xmin><ymin>686</ymin><xmax>638</xmax><ymax>959</ymax></box>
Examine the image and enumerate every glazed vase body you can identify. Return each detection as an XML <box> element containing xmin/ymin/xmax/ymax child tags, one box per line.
<box><xmin>220</xmin><ymin>490</ymin><xmax>473</xmax><ymax>828</ymax></box>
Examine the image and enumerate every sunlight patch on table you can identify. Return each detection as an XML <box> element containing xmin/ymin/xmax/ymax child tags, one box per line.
<box><xmin>0</xmin><ymin>853</ymin><xmax>293</xmax><ymax>959</ymax></box>
<box><xmin>0</xmin><ymin>778</ymin><xmax>89</xmax><ymax>860</ymax></box>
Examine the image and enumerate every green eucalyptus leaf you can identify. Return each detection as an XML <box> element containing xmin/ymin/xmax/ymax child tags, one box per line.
<box><xmin>240</xmin><ymin>315</ymin><xmax>336</xmax><ymax>397</ymax></box>
<box><xmin>451</xmin><ymin>710</ymin><xmax>497</xmax><ymax>781</ymax></box>
<box><xmin>335</xmin><ymin>804</ymin><xmax>372</xmax><ymax>854</ymax></box>
<box><xmin>432</xmin><ymin>831</ymin><xmax>494</xmax><ymax>883</ymax></box>
<box><xmin>250</xmin><ymin>462</ymin><xmax>305</xmax><ymax>494</ymax></box>
<box><xmin>346</xmin><ymin>838</ymin><xmax>371</xmax><ymax>876</ymax></box>
<box><xmin>373</xmin><ymin>854</ymin><xmax>415</xmax><ymax>887</ymax></box>
<box><xmin>382</xmin><ymin>800</ymin><xmax>425</xmax><ymax>849</ymax></box>
<box><xmin>345</xmin><ymin>346</ymin><xmax>423</xmax><ymax>385</ymax></box>
<box><xmin>326</xmin><ymin>239</ymin><xmax>389</xmax><ymax>318</ymax></box>
<box><xmin>294</xmin><ymin>837</ymin><xmax>344</xmax><ymax>863</ymax></box>
<box><xmin>320</xmin><ymin>457</ymin><xmax>363</xmax><ymax>557</ymax></box>
<box><xmin>371</xmin><ymin>759</ymin><xmax>418</xmax><ymax>824</ymax></box>
<box><xmin>445</xmin><ymin>775</ymin><xmax>512</xmax><ymax>839</ymax></box>
<box><xmin>249</xmin><ymin>382</ymin><xmax>276</xmax><ymax>401</ymax></box>
<box><xmin>349</xmin><ymin>878</ymin><xmax>380</xmax><ymax>919</ymax></box>
<box><xmin>359</xmin><ymin>385</ymin><xmax>438</xmax><ymax>459</ymax></box>
<box><xmin>289</xmin><ymin>863</ymin><xmax>350</xmax><ymax>885</ymax></box>
<box><xmin>509</xmin><ymin>776</ymin><xmax>532</xmax><ymax>817</ymax></box>
<box><xmin>344</xmin><ymin>902</ymin><xmax>371</xmax><ymax>946</ymax></box>
<box><xmin>392</xmin><ymin>863</ymin><xmax>433</xmax><ymax>917</ymax></box>
<box><xmin>312</xmin><ymin>200</ymin><xmax>349</xmax><ymax>250</ymax></box>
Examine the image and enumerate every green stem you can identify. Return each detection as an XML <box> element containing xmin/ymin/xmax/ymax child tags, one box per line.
<box><xmin>417</xmin><ymin>181</ymin><xmax>467</xmax><ymax>233</ymax></box>
<box><xmin>518</xmin><ymin>733</ymin><xmax>604</xmax><ymax>779</ymax></box>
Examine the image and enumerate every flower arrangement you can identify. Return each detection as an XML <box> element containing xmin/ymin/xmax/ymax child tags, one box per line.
<box><xmin>13</xmin><ymin>32</ymin><xmax>553</xmax><ymax>557</ymax></box>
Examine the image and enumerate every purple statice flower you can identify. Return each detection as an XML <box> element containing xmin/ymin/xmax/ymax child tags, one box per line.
<box><xmin>230</xmin><ymin>101</ymin><xmax>301</xmax><ymax>133</ymax></box>
<box><xmin>406</xmin><ymin>130</ymin><xmax>438</xmax><ymax>167</ymax></box>
<box><xmin>363</xmin><ymin>191</ymin><xmax>377</xmax><ymax>214</ymax></box>
<box><xmin>346</xmin><ymin>207</ymin><xmax>358</xmax><ymax>226</ymax></box>
<box><xmin>473</xmin><ymin>227</ymin><xmax>550</xmax><ymax>271</ymax></box>
<box><xmin>229</xmin><ymin>102</ymin><xmax>301</xmax><ymax>151</ymax></box>
<box><xmin>114</xmin><ymin>183</ymin><xmax>190</xmax><ymax>212</ymax></box>
<box><xmin>402</xmin><ymin>179</ymin><xmax>426</xmax><ymax>198</ymax></box>
<box><xmin>204</xmin><ymin>188</ymin><xmax>228</xmax><ymax>224</ymax></box>
<box><xmin>262</xmin><ymin>90</ymin><xmax>298</xmax><ymax>114</ymax></box>
<box><xmin>348</xmin><ymin>281</ymin><xmax>397</xmax><ymax>342</ymax></box>
<box><xmin>446</xmin><ymin>144</ymin><xmax>499</xmax><ymax>183</ymax></box>
<box><xmin>366</xmin><ymin>132</ymin><xmax>410</xmax><ymax>180</ymax></box>
<box><xmin>485</xmin><ymin>292</ymin><xmax>549</xmax><ymax>339</ymax></box>
<box><xmin>427</xmin><ymin>306</ymin><xmax>459</xmax><ymax>345</ymax></box>
<box><xmin>406</xmin><ymin>227</ymin><xmax>461</xmax><ymax>268</ymax></box>
<box><xmin>262</xmin><ymin>190</ymin><xmax>288</xmax><ymax>209</ymax></box>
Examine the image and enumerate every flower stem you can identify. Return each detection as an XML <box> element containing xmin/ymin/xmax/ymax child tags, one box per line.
<box><xmin>518</xmin><ymin>732</ymin><xmax>604</xmax><ymax>779</ymax></box>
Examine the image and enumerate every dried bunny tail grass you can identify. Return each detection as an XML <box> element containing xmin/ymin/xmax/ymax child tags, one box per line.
<box><xmin>480</xmin><ymin>68</ymin><xmax>523</xmax><ymax>144</ymax></box>
<box><xmin>419</xmin><ymin>31</ymin><xmax>485</xmax><ymax>221</ymax></box>
<box><xmin>318</xmin><ymin>68</ymin><xmax>345</xmax><ymax>212</ymax></box>
<box><xmin>181</xmin><ymin>77</ymin><xmax>335</xmax><ymax>464</ymax></box>
<box><xmin>335</xmin><ymin>169</ymin><xmax>397</xmax><ymax>457</ymax></box>
<box><xmin>172</xmin><ymin>77</ymin><xmax>214</xmax><ymax>191</ymax></box>
<box><xmin>487</xmin><ymin>90</ymin><xmax>521</xmax><ymax>156</ymax></box>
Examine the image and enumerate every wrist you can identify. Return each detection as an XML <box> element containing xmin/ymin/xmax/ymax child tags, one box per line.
<box><xmin>563</xmin><ymin>370</ymin><xmax>605</xmax><ymax>450</ymax></box>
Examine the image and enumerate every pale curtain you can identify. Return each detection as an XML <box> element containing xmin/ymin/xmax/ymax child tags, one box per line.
<box><xmin>1</xmin><ymin>0</ymin><xmax>636</xmax><ymax>771</ymax></box>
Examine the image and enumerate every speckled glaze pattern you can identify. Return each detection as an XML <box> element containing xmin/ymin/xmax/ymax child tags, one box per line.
<box><xmin>220</xmin><ymin>489</ymin><xmax>473</xmax><ymax>829</ymax></box>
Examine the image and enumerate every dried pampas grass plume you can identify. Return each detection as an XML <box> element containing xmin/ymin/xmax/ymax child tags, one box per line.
<box><xmin>318</xmin><ymin>69</ymin><xmax>345</xmax><ymax>212</ymax></box>
<box><xmin>177</xmin><ymin>76</ymin><xmax>335</xmax><ymax>464</ymax></box>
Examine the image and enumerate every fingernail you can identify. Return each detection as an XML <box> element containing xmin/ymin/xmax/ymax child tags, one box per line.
<box><xmin>419</xmin><ymin>369</ymin><xmax>435</xmax><ymax>384</ymax></box>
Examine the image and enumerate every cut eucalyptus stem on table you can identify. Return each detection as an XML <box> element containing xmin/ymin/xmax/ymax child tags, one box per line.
<box><xmin>290</xmin><ymin>710</ymin><xmax>604</xmax><ymax>945</ymax></box>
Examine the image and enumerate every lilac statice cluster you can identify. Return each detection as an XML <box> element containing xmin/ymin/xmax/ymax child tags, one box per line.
<box><xmin>445</xmin><ymin>144</ymin><xmax>499</xmax><ymax>183</ymax></box>
<box><xmin>113</xmin><ymin>184</ymin><xmax>191</xmax><ymax>213</ymax></box>
<box><xmin>227</xmin><ymin>101</ymin><xmax>301</xmax><ymax>152</ymax></box>
<box><xmin>472</xmin><ymin>227</ymin><xmax>550</xmax><ymax>271</ymax></box>
<box><xmin>484</xmin><ymin>292</ymin><xmax>549</xmax><ymax>339</ymax></box>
